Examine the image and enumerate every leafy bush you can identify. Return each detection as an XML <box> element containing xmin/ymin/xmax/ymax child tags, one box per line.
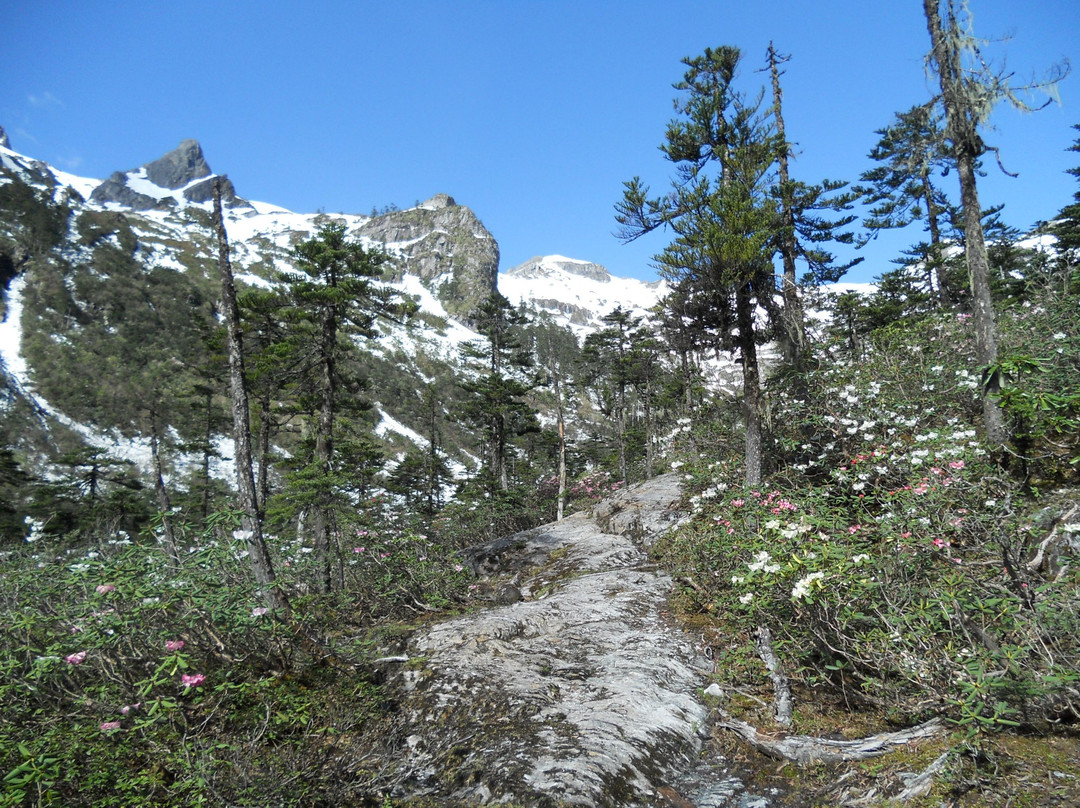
<box><xmin>0</xmin><ymin>506</ymin><xmax>472</xmax><ymax>806</ymax></box>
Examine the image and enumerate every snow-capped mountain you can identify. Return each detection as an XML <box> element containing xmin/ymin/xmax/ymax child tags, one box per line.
<box><xmin>500</xmin><ymin>255</ymin><xmax>666</xmax><ymax>339</ymax></box>
<box><xmin>0</xmin><ymin>132</ymin><xmax>667</xmax><ymax>479</ymax></box>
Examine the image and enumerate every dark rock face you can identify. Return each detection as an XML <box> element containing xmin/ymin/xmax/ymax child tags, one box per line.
<box><xmin>358</xmin><ymin>194</ymin><xmax>499</xmax><ymax>324</ymax></box>
<box><xmin>0</xmin><ymin>125</ymin><xmax>10</xmax><ymax>149</ymax></box>
<box><xmin>182</xmin><ymin>175</ymin><xmax>238</xmax><ymax>205</ymax></box>
<box><xmin>89</xmin><ymin>172</ymin><xmax>161</xmax><ymax>209</ymax></box>
<box><xmin>88</xmin><ymin>140</ymin><xmax>241</xmax><ymax>209</ymax></box>
<box><xmin>143</xmin><ymin>139</ymin><xmax>211</xmax><ymax>189</ymax></box>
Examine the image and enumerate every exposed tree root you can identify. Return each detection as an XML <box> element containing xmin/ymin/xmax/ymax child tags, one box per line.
<box><xmin>756</xmin><ymin>625</ymin><xmax>792</xmax><ymax>726</ymax></box>
<box><xmin>894</xmin><ymin>750</ymin><xmax>950</xmax><ymax>801</ymax></box>
<box><xmin>718</xmin><ymin>714</ymin><xmax>945</xmax><ymax>765</ymax></box>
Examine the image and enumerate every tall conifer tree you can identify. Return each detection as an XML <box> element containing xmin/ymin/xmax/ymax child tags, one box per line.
<box><xmin>923</xmin><ymin>0</ymin><xmax>1067</xmax><ymax>447</ymax></box>
<box><xmin>617</xmin><ymin>46</ymin><xmax>778</xmax><ymax>485</ymax></box>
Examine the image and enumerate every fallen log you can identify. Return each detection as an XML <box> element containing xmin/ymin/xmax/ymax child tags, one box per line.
<box><xmin>718</xmin><ymin>715</ymin><xmax>945</xmax><ymax>765</ymax></box>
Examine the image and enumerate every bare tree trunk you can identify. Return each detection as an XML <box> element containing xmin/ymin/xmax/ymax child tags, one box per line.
<box><xmin>149</xmin><ymin>412</ymin><xmax>180</xmax><ymax>567</ymax></box>
<box><xmin>768</xmin><ymin>43</ymin><xmax>806</xmax><ymax>371</ymax></box>
<box><xmin>924</xmin><ymin>0</ymin><xmax>1007</xmax><ymax>447</ymax></box>
<box><xmin>920</xmin><ymin>172</ymin><xmax>950</xmax><ymax>305</ymax></box>
<box><xmin>955</xmin><ymin>153</ymin><xmax>1006</xmax><ymax>445</ymax></box>
<box><xmin>551</xmin><ymin>362</ymin><xmax>567</xmax><ymax>521</ymax></box>
<box><xmin>200</xmin><ymin>388</ymin><xmax>213</xmax><ymax>520</ymax></box>
<box><xmin>736</xmin><ymin>282</ymin><xmax>763</xmax><ymax>487</ymax></box>
<box><xmin>212</xmin><ymin>179</ymin><xmax>290</xmax><ymax>614</ymax></box>
<box><xmin>256</xmin><ymin>393</ymin><xmax>272</xmax><ymax>514</ymax></box>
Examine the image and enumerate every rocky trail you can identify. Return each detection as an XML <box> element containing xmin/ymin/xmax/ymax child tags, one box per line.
<box><xmin>373</xmin><ymin>474</ymin><xmax>776</xmax><ymax>807</ymax></box>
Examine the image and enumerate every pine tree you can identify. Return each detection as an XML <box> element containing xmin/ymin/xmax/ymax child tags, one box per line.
<box><xmin>458</xmin><ymin>293</ymin><xmax>538</xmax><ymax>493</ymax></box>
<box><xmin>582</xmin><ymin>307</ymin><xmax>641</xmax><ymax>484</ymax></box>
<box><xmin>275</xmin><ymin>222</ymin><xmax>409</xmax><ymax>592</ymax></box>
<box><xmin>617</xmin><ymin>46</ymin><xmax>778</xmax><ymax>486</ymax></box>
<box><xmin>1052</xmin><ymin>124</ymin><xmax>1080</xmax><ymax>275</ymax></box>
<box><xmin>211</xmin><ymin>179</ymin><xmax>289</xmax><ymax>614</ymax></box>
<box><xmin>855</xmin><ymin>104</ymin><xmax>957</xmax><ymax>303</ymax></box>
<box><xmin>523</xmin><ymin>315</ymin><xmax>581</xmax><ymax>519</ymax></box>
<box><xmin>766</xmin><ymin>44</ymin><xmax>860</xmax><ymax>370</ymax></box>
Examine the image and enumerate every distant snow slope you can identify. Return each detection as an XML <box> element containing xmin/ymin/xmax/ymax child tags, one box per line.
<box><xmin>499</xmin><ymin>254</ymin><xmax>667</xmax><ymax>339</ymax></box>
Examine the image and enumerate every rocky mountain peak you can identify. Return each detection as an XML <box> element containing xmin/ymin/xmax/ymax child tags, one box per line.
<box><xmin>357</xmin><ymin>197</ymin><xmax>498</xmax><ymax>324</ymax></box>
<box><xmin>143</xmin><ymin>139</ymin><xmax>212</xmax><ymax>189</ymax></box>
<box><xmin>419</xmin><ymin>193</ymin><xmax>456</xmax><ymax>210</ymax></box>
<box><xmin>88</xmin><ymin>139</ymin><xmax>240</xmax><ymax>210</ymax></box>
<box><xmin>0</xmin><ymin>125</ymin><xmax>10</xmax><ymax>150</ymax></box>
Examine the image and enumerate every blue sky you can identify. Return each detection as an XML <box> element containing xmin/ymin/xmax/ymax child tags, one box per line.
<box><xmin>2</xmin><ymin>1</ymin><xmax>1076</xmax><ymax>283</ymax></box>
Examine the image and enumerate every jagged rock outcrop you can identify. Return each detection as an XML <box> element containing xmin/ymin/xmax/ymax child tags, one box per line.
<box><xmin>88</xmin><ymin>171</ymin><xmax>160</xmax><ymax>210</ymax></box>
<box><xmin>358</xmin><ymin>194</ymin><xmax>498</xmax><ymax>323</ymax></box>
<box><xmin>0</xmin><ymin>125</ymin><xmax>10</xmax><ymax>150</ymax></box>
<box><xmin>143</xmin><ymin>138</ymin><xmax>211</xmax><ymax>188</ymax></box>
<box><xmin>371</xmin><ymin>475</ymin><xmax>772</xmax><ymax>807</ymax></box>
<box><xmin>89</xmin><ymin>139</ymin><xmax>240</xmax><ymax>209</ymax></box>
<box><xmin>528</xmin><ymin>297</ymin><xmax>594</xmax><ymax>324</ymax></box>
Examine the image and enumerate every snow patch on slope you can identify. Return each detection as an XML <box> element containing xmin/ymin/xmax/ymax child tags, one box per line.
<box><xmin>499</xmin><ymin>255</ymin><xmax>667</xmax><ymax>339</ymax></box>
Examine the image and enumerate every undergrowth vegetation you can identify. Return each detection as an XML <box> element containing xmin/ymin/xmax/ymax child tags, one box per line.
<box><xmin>0</xmin><ymin>507</ymin><xmax>479</xmax><ymax>806</ymax></box>
<box><xmin>656</xmin><ymin>281</ymin><xmax>1080</xmax><ymax>785</ymax></box>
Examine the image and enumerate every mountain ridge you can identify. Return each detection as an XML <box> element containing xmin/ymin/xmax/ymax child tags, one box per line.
<box><xmin>0</xmin><ymin>133</ymin><xmax>668</xmax><ymax>484</ymax></box>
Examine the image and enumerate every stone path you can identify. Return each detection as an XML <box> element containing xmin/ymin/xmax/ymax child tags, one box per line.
<box><xmin>383</xmin><ymin>474</ymin><xmax>774</xmax><ymax>807</ymax></box>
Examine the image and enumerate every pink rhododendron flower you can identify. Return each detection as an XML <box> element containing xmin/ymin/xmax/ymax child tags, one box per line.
<box><xmin>95</xmin><ymin>584</ymin><xmax>116</xmax><ymax>594</ymax></box>
<box><xmin>120</xmin><ymin>703</ymin><xmax>140</xmax><ymax>715</ymax></box>
<box><xmin>65</xmin><ymin>650</ymin><xmax>87</xmax><ymax>665</ymax></box>
<box><xmin>251</xmin><ymin>607</ymin><xmax>269</xmax><ymax>618</ymax></box>
<box><xmin>949</xmin><ymin>460</ymin><xmax>965</xmax><ymax>469</ymax></box>
<box><xmin>933</xmin><ymin>538</ymin><xmax>946</xmax><ymax>548</ymax></box>
<box><xmin>181</xmin><ymin>673</ymin><xmax>206</xmax><ymax>688</ymax></box>
<box><xmin>165</xmin><ymin>640</ymin><xmax>185</xmax><ymax>652</ymax></box>
<box><xmin>100</xmin><ymin>721</ymin><xmax>121</xmax><ymax>732</ymax></box>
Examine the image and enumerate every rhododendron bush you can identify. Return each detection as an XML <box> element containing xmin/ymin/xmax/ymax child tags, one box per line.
<box><xmin>658</xmin><ymin>305</ymin><xmax>1080</xmax><ymax>731</ymax></box>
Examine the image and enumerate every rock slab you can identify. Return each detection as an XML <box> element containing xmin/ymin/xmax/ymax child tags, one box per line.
<box><xmin>388</xmin><ymin>474</ymin><xmax>722</xmax><ymax>806</ymax></box>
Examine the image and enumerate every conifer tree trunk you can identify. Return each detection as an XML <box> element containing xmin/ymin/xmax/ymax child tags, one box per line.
<box><xmin>312</xmin><ymin>309</ymin><xmax>337</xmax><ymax>592</ymax></box>
<box><xmin>200</xmin><ymin>388</ymin><xmax>213</xmax><ymax>520</ymax></box>
<box><xmin>149</xmin><ymin>411</ymin><xmax>180</xmax><ymax>566</ymax></box>
<box><xmin>256</xmin><ymin>393</ymin><xmax>272</xmax><ymax>513</ymax></box>
<box><xmin>643</xmin><ymin>384</ymin><xmax>655</xmax><ymax>479</ymax></box>
<box><xmin>736</xmin><ymin>282</ymin><xmax>764</xmax><ymax>487</ymax></box>
<box><xmin>768</xmin><ymin>43</ymin><xmax>806</xmax><ymax>370</ymax></box>
<box><xmin>212</xmin><ymin>179</ymin><xmax>290</xmax><ymax>614</ymax></box>
<box><xmin>924</xmin><ymin>0</ymin><xmax>1006</xmax><ymax>446</ymax></box>
<box><xmin>551</xmin><ymin>363</ymin><xmax>567</xmax><ymax>521</ymax></box>
<box><xmin>920</xmin><ymin>172</ymin><xmax>950</xmax><ymax>304</ymax></box>
<box><xmin>426</xmin><ymin>389</ymin><xmax>440</xmax><ymax>515</ymax></box>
